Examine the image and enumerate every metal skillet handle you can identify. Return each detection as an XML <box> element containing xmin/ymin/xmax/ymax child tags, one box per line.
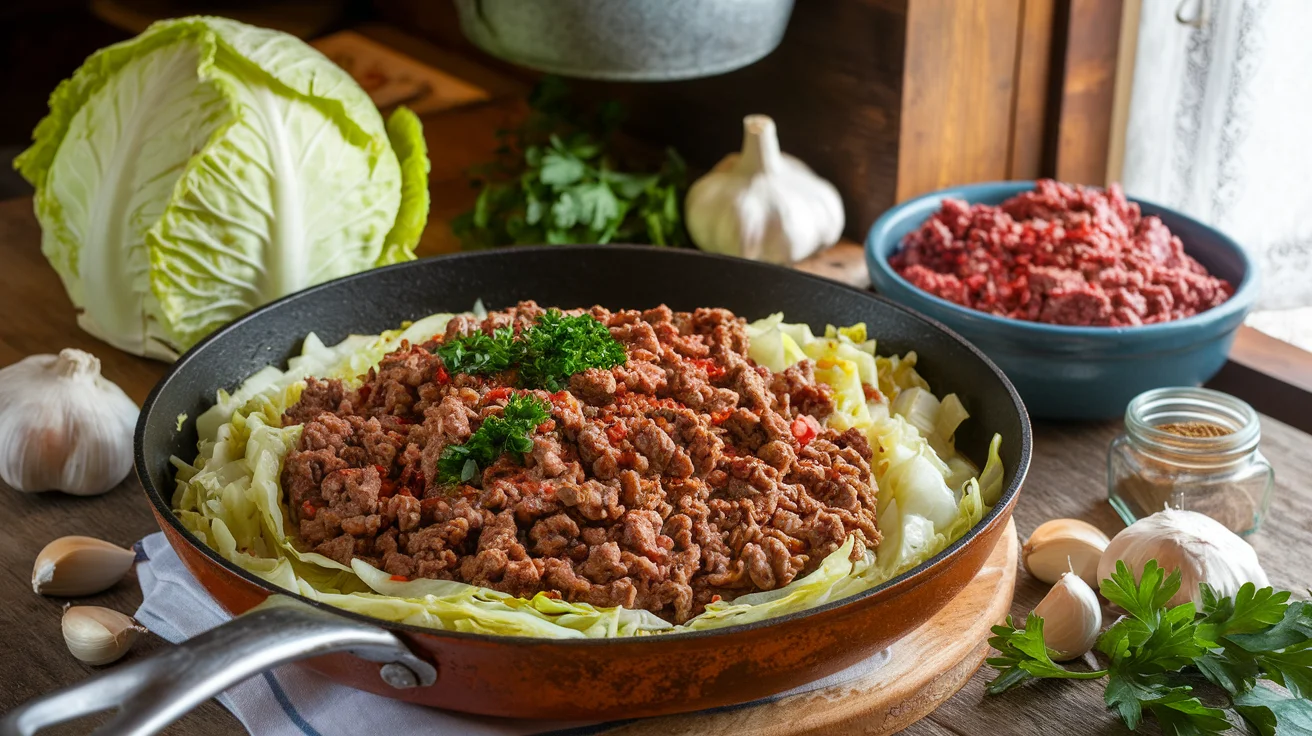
<box><xmin>1</xmin><ymin>600</ymin><xmax>436</xmax><ymax>736</ymax></box>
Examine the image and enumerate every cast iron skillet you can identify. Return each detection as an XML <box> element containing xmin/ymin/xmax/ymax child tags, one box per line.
<box><xmin>3</xmin><ymin>247</ymin><xmax>1031</xmax><ymax>735</ymax></box>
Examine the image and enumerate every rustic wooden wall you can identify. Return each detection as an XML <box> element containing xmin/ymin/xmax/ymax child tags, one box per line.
<box><xmin>373</xmin><ymin>0</ymin><xmax>1087</xmax><ymax>239</ymax></box>
<box><xmin>557</xmin><ymin>0</ymin><xmax>910</xmax><ymax>242</ymax></box>
<box><xmin>896</xmin><ymin>0</ymin><xmax>1022</xmax><ymax>201</ymax></box>
<box><xmin>1051</xmin><ymin>0</ymin><xmax>1124</xmax><ymax>184</ymax></box>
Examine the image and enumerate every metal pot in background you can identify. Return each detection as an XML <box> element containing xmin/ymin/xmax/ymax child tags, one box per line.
<box><xmin>454</xmin><ymin>0</ymin><xmax>796</xmax><ymax>80</ymax></box>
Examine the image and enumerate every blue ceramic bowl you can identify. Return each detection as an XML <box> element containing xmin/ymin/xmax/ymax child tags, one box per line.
<box><xmin>865</xmin><ymin>181</ymin><xmax>1258</xmax><ymax>420</ymax></box>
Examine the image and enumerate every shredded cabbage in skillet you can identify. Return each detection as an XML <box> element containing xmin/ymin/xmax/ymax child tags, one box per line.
<box><xmin>171</xmin><ymin>312</ymin><xmax>1004</xmax><ymax>638</ymax></box>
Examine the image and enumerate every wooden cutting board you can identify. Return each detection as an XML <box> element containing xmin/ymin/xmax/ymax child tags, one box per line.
<box><xmin>610</xmin><ymin>518</ymin><xmax>1019</xmax><ymax>736</ymax></box>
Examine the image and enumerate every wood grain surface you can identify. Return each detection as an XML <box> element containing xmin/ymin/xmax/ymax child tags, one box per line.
<box><xmin>2</xmin><ymin>192</ymin><xmax>1311</xmax><ymax>736</ymax></box>
<box><xmin>897</xmin><ymin>0</ymin><xmax>1023</xmax><ymax>202</ymax></box>
<box><xmin>1008</xmin><ymin>0</ymin><xmax>1058</xmax><ymax>181</ymax></box>
<box><xmin>1051</xmin><ymin>0</ymin><xmax>1124</xmax><ymax>185</ymax></box>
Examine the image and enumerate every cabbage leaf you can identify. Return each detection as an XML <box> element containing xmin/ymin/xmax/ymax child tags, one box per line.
<box><xmin>15</xmin><ymin>16</ymin><xmax>430</xmax><ymax>360</ymax></box>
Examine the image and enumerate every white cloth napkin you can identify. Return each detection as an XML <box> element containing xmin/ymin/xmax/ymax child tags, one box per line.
<box><xmin>134</xmin><ymin>532</ymin><xmax>891</xmax><ymax>736</ymax></box>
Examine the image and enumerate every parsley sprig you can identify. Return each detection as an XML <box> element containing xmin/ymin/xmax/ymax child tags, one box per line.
<box><xmin>434</xmin><ymin>310</ymin><xmax>626</xmax><ymax>391</ymax></box>
<box><xmin>451</xmin><ymin>77</ymin><xmax>689</xmax><ymax>249</ymax></box>
<box><xmin>988</xmin><ymin>560</ymin><xmax>1312</xmax><ymax>734</ymax></box>
<box><xmin>986</xmin><ymin>612</ymin><xmax>1110</xmax><ymax>693</ymax></box>
<box><xmin>436</xmin><ymin>393</ymin><xmax>551</xmax><ymax>486</ymax></box>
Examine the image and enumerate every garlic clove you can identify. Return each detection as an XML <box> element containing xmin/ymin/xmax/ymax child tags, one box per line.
<box><xmin>0</xmin><ymin>348</ymin><xmax>139</xmax><ymax>496</ymax></box>
<box><xmin>1034</xmin><ymin>571</ymin><xmax>1103</xmax><ymax>661</ymax></box>
<box><xmin>1023</xmin><ymin>519</ymin><xmax>1111</xmax><ymax>588</ymax></box>
<box><xmin>33</xmin><ymin>536</ymin><xmax>136</xmax><ymax>596</ymax></box>
<box><xmin>1098</xmin><ymin>507</ymin><xmax>1269</xmax><ymax>608</ymax></box>
<box><xmin>62</xmin><ymin>606</ymin><xmax>146</xmax><ymax>666</ymax></box>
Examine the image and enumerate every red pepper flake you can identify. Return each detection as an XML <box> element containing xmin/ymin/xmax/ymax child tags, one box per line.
<box><xmin>606</xmin><ymin>423</ymin><xmax>628</xmax><ymax>443</ymax></box>
<box><xmin>541</xmin><ymin>483</ymin><xmax>555</xmax><ymax>498</ymax></box>
<box><xmin>435</xmin><ymin>365</ymin><xmax>450</xmax><ymax>385</ymax></box>
<box><xmin>710</xmin><ymin>409</ymin><xmax>733</xmax><ymax>425</ymax></box>
<box><xmin>484</xmin><ymin>387</ymin><xmax>513</xmax><ymax>403</ymax></box>
<box><xmin>541</xmin><ymin>590</ymin><xmax>561</xmax><ymax>600</ymax></box>
<box><xmin>791</xmin><ymin>415</ymin><xmax>821</xmax><ymax>447</ymax></box>
<box><xmin>688</xmin><ymin>357</ymin><xmax>726</xmax><ymax>380</ymax></box>
<box><xmin>710</xmin><ymin>595</ymin><xmax>722</xmax><ymax>603</ymax></box>
<box><xmin>390</xmin><ymin>575</ymin><xmax>409</xmax><ymax>582</ymax></box>
<box><xmin>374</xmin><ymin>464</ymin><xmax>390</xmax><ymax>477</ymax></box>
<box><xmin>537</xmin><ymin>419</ymin><xmax>557</xmax><ymax>434</ymax></box>
<box><xmin>862</xmin><ymin>383</ymin><xmax>883</xmax><ymax>402</ymax></box>
<box><xmin>300</xmin><ymin>501</ymin><xmax>317</xmax><ymax>519</ymax></box>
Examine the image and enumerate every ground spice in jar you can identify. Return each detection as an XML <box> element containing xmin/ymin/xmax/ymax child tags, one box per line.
<box><xmin>1156</xmin><ymin>421</ymin><xmax>1232</xmax><ymax>438</ymax></box>
<box><xmin>1109</xmin><ymin>388</ymin><xmax>1274</xmax><ymax>535</ymax></box>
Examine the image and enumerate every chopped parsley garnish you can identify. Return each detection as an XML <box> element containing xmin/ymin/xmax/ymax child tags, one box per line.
<box><xmin>437</xmin><ymin>393</ymin><xmax>551</xmax><ymax>486</ymax></box>
<box><xmin>434</xmin><ymin>326</ymin><xmax>517</xmax><ymax>376</ymax></box>
<box><xmin>433</xmin><ymin>310</ymin><xmax>626</xmax><ymax>391</ymax></box>
<box><xmin>987</xmin><ymin>559</ymin><xmax>1312</xmax><ymax>735</ymax></box>
<box><xmin>515</xmin><ymin>310</ymin><xmax>627</xmax><ymax>391</ymax></box>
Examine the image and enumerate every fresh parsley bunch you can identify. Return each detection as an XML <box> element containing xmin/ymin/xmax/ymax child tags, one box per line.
<box><xmin>988</xmin><ymin>560</ymin><xmax>1312</xmax><ymax>734</ymax></box>
<box><xmin>436</xmin><ymin>392</ymin><xmax>551</xmax><ymax>485</ymax></box>
<box><xmin>452</xmin><ymin>77</ymin><xmax>689</xmax><ymax>249</ymax></box>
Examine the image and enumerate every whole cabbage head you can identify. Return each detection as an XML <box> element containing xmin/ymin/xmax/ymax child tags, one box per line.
<box><xmin>15</xmin><ymin>16</ymin><xmax>430</xmax><ymax>360</ymax></box>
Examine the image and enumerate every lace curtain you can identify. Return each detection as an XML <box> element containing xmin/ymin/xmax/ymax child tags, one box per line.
<box><xmin>1122</xmin><ymin>0</ymin><xmax>1312</xmax><ymax>313</ymax></box>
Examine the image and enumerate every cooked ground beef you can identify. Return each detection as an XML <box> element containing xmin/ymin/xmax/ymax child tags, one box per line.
<box><xmin>890</xmin><ymin>179</ymin><xmax>1234</xmax><ymax>326</ymax></box>
<box><xmin>280</xmin><ymin>302</ymin><xmax>880</xmax><ymax>623</ymax></box>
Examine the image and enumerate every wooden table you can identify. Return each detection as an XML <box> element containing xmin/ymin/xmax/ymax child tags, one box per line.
<box><xmin>2</xmin><ymin>193</ymin><xmax>1311</xmax><ymax>733</ymax></box>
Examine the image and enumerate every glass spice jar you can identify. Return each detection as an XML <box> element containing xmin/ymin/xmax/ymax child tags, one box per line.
<box><xmin>1108</xmin><ymin>387</ymin><xmax>1275</xmax><ymax>536</ymax></box>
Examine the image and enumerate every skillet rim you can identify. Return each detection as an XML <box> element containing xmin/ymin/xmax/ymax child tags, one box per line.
<box><xmin>134</xmin><ymin>244</ymin><xmax>1032</xmax><ymax>646</ymax></box>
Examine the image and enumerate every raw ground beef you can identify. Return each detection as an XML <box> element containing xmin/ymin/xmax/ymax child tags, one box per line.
<box><xmin>890</xmin><ymin>179</ymin><xmax>1234</xmax><ymax>326</ymax></box>
<box><xmin>279</xmin><ymin>302</ymin><xmax>880</xmax><ymax>624</ymax></box>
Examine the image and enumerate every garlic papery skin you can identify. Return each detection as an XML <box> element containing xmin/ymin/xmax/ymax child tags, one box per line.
<box><xmin>0</xmin><ymin>349</ymin><xmax>138</xmax><ymax>495</ymax></box>
<box><xmin>62</xmin><ymin>606</ymin><xmax>146</xmax><ymax>666</ymax></box>
<box><xmin>1097</xmin><ymin>507</ymin><xmax>1269</xmax><ymax>608</ymax></box>
<box><xmin>1035</xmin><ymin>571</ymin><xmax>1103</xmax><ymax>661</ymax></box>
<box><xmin>33</xmin><ymin>536</ymin><xmax>136</xmax><ymax>596</ymax></box>
<box><xmin>685</xmin><ymin>115</ymin><xmax>845</xmax><ymax>265</ymax></box>
<box><xmin>1023</xmin><ymin>519</ymin><xmax>1111</xmax><ymax>588</ymax></box>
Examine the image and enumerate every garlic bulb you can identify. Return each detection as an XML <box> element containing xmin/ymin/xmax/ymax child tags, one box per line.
<box><xmin>0</xmin><ymin>349</ymin><xmax>138</xmax><ymax>495</ymax></box>
<box><xmin>1098</xmin><ymin>508</ymin><xmax>1269</xmax><ymax>608</ymax></box>
<box><xmin>685</xmin><ymin>115</ymin><xmax>844</xmax><ymax>265</ymax></box>
<box><xmin>1023</xmin><ymin>519</ymin><xmax>1110</xmax><ymax>588</ymax></box>
<box><xmin>62</xmin><ymin>605</ymin><xmax>145</xmax><ymax>665</ymax></box>
<box><xmin>33</xmin><ymin>536</ymin><xmax>136</xmax><ymax>596</ymax></box>
<box><xmin>1035</xmin><ymin>571</ymin><xmax>1103</xmax><ymax>661</ymax></box>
